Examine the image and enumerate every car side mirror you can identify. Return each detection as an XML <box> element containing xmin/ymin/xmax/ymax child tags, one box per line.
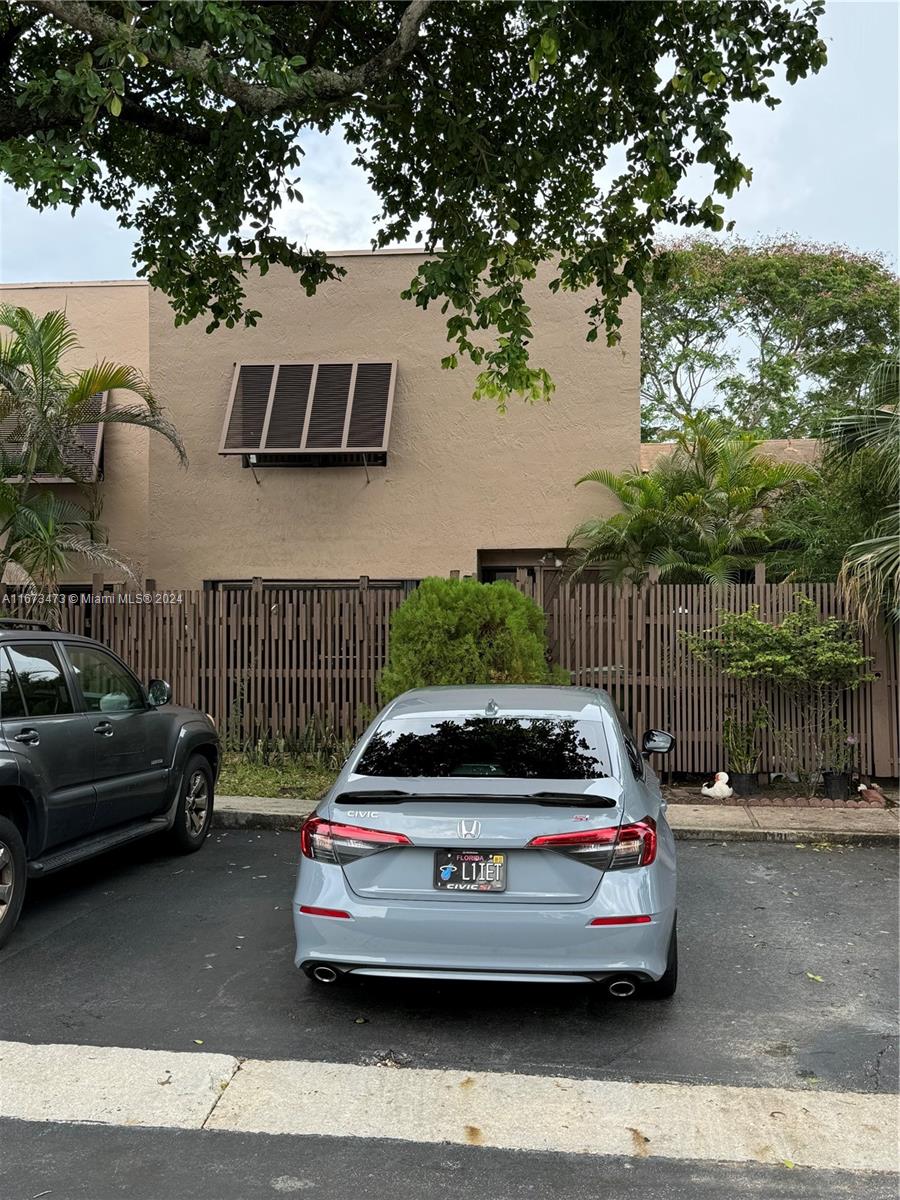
<box><xmin>642</xmin><ymin>729</ymin><xmax>675</xmax><ymax>757</ymax></box>
<box><xmin>147</xmin><ymin>678</ymin><xmax>172</xmax><ymax>707</ymax></box>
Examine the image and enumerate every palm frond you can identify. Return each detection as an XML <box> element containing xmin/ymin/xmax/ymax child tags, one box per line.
<box><xmin>838</xmin><ymin>508</ymin><xmax>900</xmax><ymax>627</ymax></box>
<box><xmin>65</xmin><ymin>361</ymin><xmax>153</xmax><ymax>408</ymax></box>
<box><xmin>91</xmin><ymin>404</ymin><xmax>187</xmax><ymax>466</ymax></box>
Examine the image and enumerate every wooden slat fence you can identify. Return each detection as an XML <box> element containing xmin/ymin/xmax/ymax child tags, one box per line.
<box><xmin>536</xmin><ymin>574</ymin><xmax>898</xmax><ymax>778</ymax></box>
<box><xmin>1</xmin><ymin>577</ymin><xmax>896</xmax><ymax>776</ymax></box>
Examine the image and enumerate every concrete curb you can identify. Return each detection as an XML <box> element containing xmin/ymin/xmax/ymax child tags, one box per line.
<box><xmin>668</xmin><ymin>825</ymin><xmax>898</xmax><ymax>847</ymax></box>
<box><xmin>212</xmin><ymin>797</ymin><xmax>900</xmax><ymax>846</ymax></box>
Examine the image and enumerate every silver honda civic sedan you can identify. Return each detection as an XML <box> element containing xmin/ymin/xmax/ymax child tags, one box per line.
<box><xmin>293</xmin><ymin>686</ymin><xmax>677</xmax><ymax>999</ymax></box>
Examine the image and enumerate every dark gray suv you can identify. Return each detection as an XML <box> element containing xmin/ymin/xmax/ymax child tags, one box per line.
<box><xmin>0</xmin><ymin>619</ymin><xmax>219</xmax><ymax>948</ymax></box>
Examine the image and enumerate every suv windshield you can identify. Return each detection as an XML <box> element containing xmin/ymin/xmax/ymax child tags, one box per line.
<box><xmin>355</xmin><ymin>715</ymin><xmax>612</xmax><ymax>780</ymax></box>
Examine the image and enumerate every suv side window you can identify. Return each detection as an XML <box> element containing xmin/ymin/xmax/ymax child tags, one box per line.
<box><xmin>6</xmin><ymin>643</ymin><xmax>74</xmax><ymax>716</ymax></box>
<box><xmin>0</xmin><ymin>648</ymin><xmax>26</xmax><ymax>718</ymax></box>
<box><xmin>66</xmin><ymin>644</ymin><xmax>144</xmax><ymax>713</ymax></box>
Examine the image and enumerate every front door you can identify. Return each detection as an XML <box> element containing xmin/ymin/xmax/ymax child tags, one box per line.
<box><xmin>62</xmin><ymin>643</ymin><xmax>170</xmax><ymax>830</ymax></box>
<box><xmin>0</xmin><ymin>643</ymin><xmax>97</xmax><ymax>849</ymax></box>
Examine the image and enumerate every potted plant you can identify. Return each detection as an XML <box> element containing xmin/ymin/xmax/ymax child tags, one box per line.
<box><xmin>821</xmin><ymin>721</ymin><xmax>858</xmax><ymax>801</ymax></box>
<box><xmin>722</xmin><ymin>707</ymin><xmax>768</xmax><ymax>797</ymax></box>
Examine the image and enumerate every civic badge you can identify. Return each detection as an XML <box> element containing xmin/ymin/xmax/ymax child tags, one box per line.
<box><xmin>457</xmin><ymin>818</ymin><xmax>482</xmax><ymax>839</ymax></box>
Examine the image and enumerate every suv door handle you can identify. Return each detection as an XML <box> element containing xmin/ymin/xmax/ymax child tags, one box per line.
<box><xmin>13</xmin><ymin>728</ymin><xmax>40</xmax><ymax>746</ymax></box>
<box><xmin>93</xmin><ymin>721</ymin><xmax>114</xmax><ymax>737</ymax></box>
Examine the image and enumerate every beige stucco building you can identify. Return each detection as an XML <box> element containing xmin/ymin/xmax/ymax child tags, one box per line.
<box><xmin>1</xmin><ymin>252</ymin><xmax>640</xmax><ymax>589</ymax></box>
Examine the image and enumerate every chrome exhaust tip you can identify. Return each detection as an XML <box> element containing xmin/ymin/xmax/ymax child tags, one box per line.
<box><xmin>607</xmin><ymin>978</ymin><xmax>636</xmax><ymax>998</ymax></box>
<box><xmin>312</xmin><ymin>965</ymin><xmax>339</xmax><ymax>984</ymax></box>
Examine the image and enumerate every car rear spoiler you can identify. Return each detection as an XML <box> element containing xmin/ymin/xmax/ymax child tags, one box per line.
<box><xmin>333</xmin><ymin>789</ymin><xmax>618</xmax><ymax>808</ymax></box>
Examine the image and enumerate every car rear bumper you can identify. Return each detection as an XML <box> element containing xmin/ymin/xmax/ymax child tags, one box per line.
<box><xmin>299</xmin><ymin>962</ymin><xmax>659</xmax><ymax>985</ymax></box>
<box><xmin>293</xmin><ymin>861</ymin><xmax>676</xmax><ymax>980</ymax></box>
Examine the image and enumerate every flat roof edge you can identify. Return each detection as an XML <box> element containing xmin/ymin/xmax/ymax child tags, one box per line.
<box><xmin>0</xmin><ymin>248</ymin><xmax>432</xmax><ymax>290</ymax></box>
<box><xmin>0</xmin><ymin>279</ymin><xmax>148</xmax><ymax>289</ymax></box>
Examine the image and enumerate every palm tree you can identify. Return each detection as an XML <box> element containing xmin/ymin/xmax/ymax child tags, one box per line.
<box><xmin>0</xmin><ymin>490</ymin><xmax>140</xmax><ymax>625</ymax></box>
<box><xmin>0</xmin><ymin>304</ymin><xmax>186</xmax><ymax>584</ymax></box>
<box><xmin>567</xmin><ymin>414</ymin><xmax>813</xmax><ymax>584</ymax></box>
<box><xmin>830</xmin><ymin>359</ymin><xmax>899</xmax><ymax>624</ymax></box>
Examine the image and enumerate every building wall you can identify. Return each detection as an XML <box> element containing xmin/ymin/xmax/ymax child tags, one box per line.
<box><xmin>0</xmin><ymin>280</ymin><xmax>151</xmax><ymax>576</ymax></box>
<box><xmin>147</xmin><ymin>253</ymin><xmax>640</xmax><ymax>587</ymax></box>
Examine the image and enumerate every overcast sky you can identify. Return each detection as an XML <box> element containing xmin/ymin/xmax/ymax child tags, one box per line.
<box><xmin>1</xmin><ymin>0</ymin><xmax>896</xmax><ymax>283</ymax></box>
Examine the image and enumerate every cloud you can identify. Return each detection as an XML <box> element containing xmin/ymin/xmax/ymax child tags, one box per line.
<box><xmin>274</xmin><ymin>129</ymin><xmax>381</xmax><ymax>251</ymax></box>
<box><xmin>0</xmin><ymin>185</ymin><xmax>135</xmax><ymax>282</ymax></box>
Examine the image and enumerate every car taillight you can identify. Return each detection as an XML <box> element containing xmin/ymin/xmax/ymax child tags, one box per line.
<box><xmin>528</xmin><ymin>818</ymin><xmax>657</xmax><ymax>869</ymax></box>
<box><xmin>300</xmin><ymin>816</ymin><xmax>412</xmax><ymax>864</ymax></box>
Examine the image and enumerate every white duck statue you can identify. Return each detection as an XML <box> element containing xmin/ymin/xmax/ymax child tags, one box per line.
<box><xmin>701</xmin><ymin>771</ymin><xmax>734</xmax><ymax>800</ymax></box>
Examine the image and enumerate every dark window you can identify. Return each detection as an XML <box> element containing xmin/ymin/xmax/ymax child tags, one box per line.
<box><xmin>0</xmin><ymin>648</ymin><xmax>26</xmax><ymax>718</ymax></box>
<box><xmin>6</xmin><ymin>643</ymin><xmax>73</xmax><ymax>716</ymax></box>
<box><xmin>614</xmin><ymin>702</ymin><xmax>643</xmax><ymax>780</ymax></box>
<box><xmin>356</xmin><ymin>716</ymin><xmax>612</xmax><ymax>780</ymax></box>
<box><xmin>66</xmin><ymin>644</ymin><xmax>144</xmax><ymax>712</ymax></box>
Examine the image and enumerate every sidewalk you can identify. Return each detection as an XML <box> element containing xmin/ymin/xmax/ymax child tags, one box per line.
<box><xmin>213</xmin><ymin>795</ymin><xmax>899</xmax><ymax>845</ymax></box>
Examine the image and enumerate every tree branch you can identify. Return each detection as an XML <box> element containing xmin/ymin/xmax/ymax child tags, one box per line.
<box><xmin>119</xmin><ymin>96</ymin><xmax>212</xmax><ymax>148</ymax></box>
<box><xmin>23</xmin><ymin>0</ymin><xmax>434</xmax><ymax>114</ymax></box>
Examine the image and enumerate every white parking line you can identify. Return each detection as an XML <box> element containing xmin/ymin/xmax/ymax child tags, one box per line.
<box><xmin>0</xmin><ymin>1041</ymin><xmax>239</xmax><ymax>1129</ymax></box>
<box><xmin>0</xmin><ymin>1039</ymin><xmax>896</xmax><ymax>1172</ymax></box>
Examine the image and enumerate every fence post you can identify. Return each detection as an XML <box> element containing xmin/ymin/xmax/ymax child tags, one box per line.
<box><xmin>251</xmin><ymin>576</ymin><xmax>263</xmax><ymax>736</ymax></box>
<box><xmin>870</xmin><ymin>632</ymin><xmax>895</xmax><ymax>777</ymax></box>
<box><xmin>754</xmin><ymin>562</ymin><xmax>767</xmax><ymax>586</ymax></box>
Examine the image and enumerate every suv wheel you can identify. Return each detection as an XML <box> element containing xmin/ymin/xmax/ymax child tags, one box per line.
<box><xmin>0</xmin><ymin>816</ymin><xmax>27</xmax><ymax>950</ymax></box>
<box><xmin>643</xmin><ymin>918</ymin><xmax>678</xmax><ymax>1000</ymax></box>
<box><xmin>167</xmin><ymin>755</ymin><xmax>214</xmax><ymax>854</ymax></box>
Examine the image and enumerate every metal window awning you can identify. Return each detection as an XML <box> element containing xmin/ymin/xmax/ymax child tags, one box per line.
<box><xmin>219</xmin><ymin>361</ymin><xmax>396</xmax><ymax>458</ymax></box>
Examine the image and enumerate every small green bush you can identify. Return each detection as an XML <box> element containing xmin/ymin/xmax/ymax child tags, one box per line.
<box><xmin>378</xmin><ymin>577</ymin><xmax>565</xmax><ymax>702</ymax></box>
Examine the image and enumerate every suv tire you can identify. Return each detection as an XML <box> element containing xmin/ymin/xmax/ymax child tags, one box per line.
<box><xmin>643</xmin><ymin>918</ymin><xmax>678</xmax><ymax>1000</ymax></box>
<box><xmin>0</xmin><ymin>815</ymin><xmax>27</xmax><ymax>950</ymax></box>
<box><xmin>167</xmin><ymin>755</ymin><xmax>214</xmax><ymax>854</ymax></box>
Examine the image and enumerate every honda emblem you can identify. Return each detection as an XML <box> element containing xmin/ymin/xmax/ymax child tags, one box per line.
<box><xmin>457</xmin><ymin>818</ymin><xmax>482</xmax><ymax>839</ymax></box>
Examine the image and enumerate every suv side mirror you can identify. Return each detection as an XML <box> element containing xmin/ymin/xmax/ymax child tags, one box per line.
<box><xmin>642</xmin><ymin>729</ymin><xmax>675</xmax><ymax>757</ymax></box>
<box><xmin>147</xmin><ymin>678</ymin><xmax>172</xmax><ymax>707</ymax></box>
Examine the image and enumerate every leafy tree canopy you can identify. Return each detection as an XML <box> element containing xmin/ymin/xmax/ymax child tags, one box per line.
<box><xmin>1</xmin><ymin>1</ymin><xmax>826</xmax><ymax>403</ymax></box>
<box><xmin>567</xmin><ymin>413</ymin><xmax>813</xmax><ymax>585</ymax></box>
<box><xmin>641</xmin><ymin>238</ymin><xmax>898</xmax><ymax>439</ymax></box>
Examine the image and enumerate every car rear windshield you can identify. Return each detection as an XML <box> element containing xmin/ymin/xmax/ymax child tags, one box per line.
<box><xmin>354</xmin><ymin>715</ymin><xmax>613</xmax><ymax>779</ymax></box>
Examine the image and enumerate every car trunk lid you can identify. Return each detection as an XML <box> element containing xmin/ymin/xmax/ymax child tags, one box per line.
<box><xmin>326</xmin><ymin>777</ymin><xmax>624</xmax><ymax>904</ymax></box>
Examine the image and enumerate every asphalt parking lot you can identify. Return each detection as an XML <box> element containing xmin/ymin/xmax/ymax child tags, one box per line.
<box><xmin>1</xmin><ymin>830</ymin><xmax>897</xmax><ymax>1199</ymax></box>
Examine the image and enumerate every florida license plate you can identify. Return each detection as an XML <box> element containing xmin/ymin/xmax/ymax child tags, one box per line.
<box><xmin>433</xmin><ymin>850</ymin><xmax>507</xmax><ymax>892</ymax></box>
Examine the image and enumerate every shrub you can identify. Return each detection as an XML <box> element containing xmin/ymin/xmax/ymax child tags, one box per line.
<box><xmin>684</xmin><ymin>597</ymin><xmax>872</xmax><ymax>696</ymax></box>
<box><xmin>378</xmin><ymin>578</ymin><xmax>565</xmax><ymax>702</ymax></box>
<box><xmin>685</xmin><ymin>596</ymin><xmax>873</xmax><ymax>782</ymax></box>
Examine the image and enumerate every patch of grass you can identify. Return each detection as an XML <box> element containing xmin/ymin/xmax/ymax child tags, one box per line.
<box><xmin>218</xmin><ymin>752</ymin><xmax>337</xmax><ymax>800</ymax></box>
